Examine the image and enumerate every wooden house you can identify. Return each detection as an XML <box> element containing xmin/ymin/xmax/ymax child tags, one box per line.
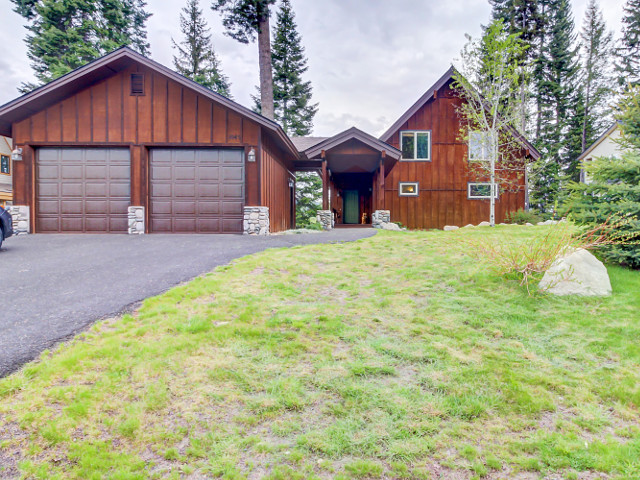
<box><xmin>0</xmin><ymin>49</ymin><xmax>539</xmax><ymax>234</ymax></box>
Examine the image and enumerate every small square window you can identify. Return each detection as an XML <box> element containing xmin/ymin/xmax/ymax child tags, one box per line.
<box><xmin>400</xmin><ymin>131</ymin><xmax>431</xmax><ymax>161</ymax></box>
<box><xmin>468</xmin><ymin>182</ymin><xmax>498</xmax><ymax>199</ymax></box>
<box><xmin>399</xmin><ymin>182</ymin><xmax>419</xmax><ymax>196</ymax></box>
<box><xmin>0</xmin><ymin>155</ymin><xmax>9</xmax><ymax>175</ymax></box>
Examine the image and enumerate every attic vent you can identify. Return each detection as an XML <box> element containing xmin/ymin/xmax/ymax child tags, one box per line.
<box><xmin>130</xmin><ymin>73</ymin><xmax>145</xmax><ymax>95</ymax></box>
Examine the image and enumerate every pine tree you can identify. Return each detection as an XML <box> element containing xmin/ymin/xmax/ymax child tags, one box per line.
<box><xmin>212</xmin><ymin>0</ymin><xmax>277</xmax><ymax>119</ymax></box>
<box><xmin>530</xmin><ymin>0</ymin><xmax>580</xmax><ymax>211</ymax></box>
<box><xmin>295</xmin><ymin>172</ymin><xmax>322</xmax><ymax>228</ymax></box>
<box><xmin>173</xmin><ymin>0</ymin><xmax>231</xmax><ymax>97</ymax></box>
<box><xmin>615</xmin><ymin>0</ymin><xmax>640</xmax><ymax>87</ymax></box>
<box><xmin>578</xmin><ymin>0</ymin><xmax>614</xmax><ymax>154</ymax></box>
<box><xmin>255</xmin><ymin>0</ymin><xmax>317</xmax><ymax>135</ymax></box>
<box><xmin>11</xmin><ymin>0</ymin><xmax>151</xmax><ymax>91</ymax></box>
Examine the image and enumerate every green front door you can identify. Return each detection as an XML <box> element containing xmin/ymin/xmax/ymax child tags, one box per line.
<box><xmin>343</xmin><ymin>190</ymin><xmax>359</xmax><ymax>224</ymax></box>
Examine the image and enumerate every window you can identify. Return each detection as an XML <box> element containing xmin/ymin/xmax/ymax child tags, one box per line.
<box><xmin>468</xmin><ymin>182</ymin><xmax>498</xmax><ymax>199</ymax></box>
<box><xmin>468</xmin><ymin>131</ymin><xmax>496</xmax><ymax>162</ymax></box>
<box><xmin>399</xmin><ymin>182</ymin><xmax>419</xmax><ymax>196</ymax></box>
<box><xmin>130</xmin><ymin>73</ymin><xmax>145</xmax><ymax>95</ymax></box>
<box><xmin>400</xmin><ymin>131</ymin><xmax>431</xmax><ymax>161</ymax></box>
<box><xmin>0</xmin><ymin>155</ymin><xmax>9</xmax><ymax>175</ymax></box>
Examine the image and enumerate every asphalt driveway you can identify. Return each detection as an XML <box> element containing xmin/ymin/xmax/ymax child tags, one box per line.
<box><xmin>0</xmin><ymin>229</ymin><xmax>376</xmax><ymax>377</ymax></box>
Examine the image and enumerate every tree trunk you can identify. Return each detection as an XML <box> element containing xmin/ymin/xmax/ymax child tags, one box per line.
<box><xmin>258</xmin><ymin>12</ymin><xmax>274</xmax><ymax>120</ymax></box>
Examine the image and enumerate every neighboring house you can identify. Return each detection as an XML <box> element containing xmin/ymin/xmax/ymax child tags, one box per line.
<box><xmin>0</xmin><ymin>136</ymin><xmax>12</xmax><ymax>206</ymax></box>
<box><xmin>0</xmin><ymin>48</ymin><xmax>538</xmax><ymax>234</ymax></box>
<box><xmin>578</xmin><ymin>123</ymin><xmax>624</xmax><ymax>184</ymax></box>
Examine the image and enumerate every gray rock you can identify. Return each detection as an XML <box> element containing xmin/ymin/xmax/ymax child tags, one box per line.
<box><xmin>539</xmin><ymin>248</ymin><xmax>612</xmax><ymax>296</ymax></box>
<box><xmin>525</xmin><ymin>222</ymin><xmax>534</xmax><ymax>226</ymax></box>
<box><xmin>443</xmin><ymin>225</ymin><xmax>459</xmax><ymax>231</ymax></box>
<box><xmin>478</xmin><ymin>221</ymin><xmax>491</xmax><ymax>227</ymax></box>
<box><xmin>464</xmin><ymin>224</ymin><xmax>475</xmax><ymax>228</ymax></box>
<box><xmin>381</xmin><ymin>222</ymin><xmax>402</xmax><ymax>231</ymax></box>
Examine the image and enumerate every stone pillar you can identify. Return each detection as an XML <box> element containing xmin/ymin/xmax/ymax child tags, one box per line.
<box><xmin>9</xmin><ymin>206</ymin><xmax>30</xmax><ymax>235</ymax></box>
<box><xmin>317</xmin><ymin>210</ymin><xmax>333</xmax><ymax>230</ymax></box>
<box><xmin>372</xmin><ymin>210</ymin><xmax>391</xmax><ymax>229</ymax></box>
<box><xmin>244</xmin><ymin>206</ymin><xmax>270</xmax><ymax>235</ymax></box>
<box><xmin>128</xmin><ymin>206</ymin><xmax>145</xmax><ymax>235</ymax></box>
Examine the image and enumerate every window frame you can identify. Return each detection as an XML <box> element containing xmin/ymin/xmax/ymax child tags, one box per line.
<box><xmin>399</xmin><ymin>182</ymin><xmax>419</xmax><ymax>197</ymax></box>
<box><xmin>467</xmin><ymin>182</ymin><xmax>498</xmax><ymax>200</ymax></box>
<box><xmin>400</xmin><ymin>130</ymin><xmax>432</xmax><ymax>161</ymax></box>
<box><xmin>0</xmin><ymin>155</ymin><xmax>9</xmax><ymax>175</ymax></box>
<box><xmin>468</xmin><ymin>130</ymin><xmax>496</xmax><ymax>162</ymax></box>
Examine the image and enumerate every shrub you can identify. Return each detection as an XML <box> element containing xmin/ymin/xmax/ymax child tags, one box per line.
<box><xmin>506</xmin><ymin>208</ymin><xmax>542</xmax><ymax>225</ymax></box>
<box><xmin>562</xmin><ymin>86</ymin><xmax>640</xmax><ymax>268</ymax></box>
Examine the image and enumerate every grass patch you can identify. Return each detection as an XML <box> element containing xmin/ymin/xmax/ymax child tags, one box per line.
<box><xmin>0</xmin><ymin>226</ymin><xmax>639</xmax><ymax>479</ymax></box>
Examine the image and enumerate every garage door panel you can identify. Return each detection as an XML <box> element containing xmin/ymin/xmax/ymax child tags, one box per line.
<box><xmin>222</xmin><ymin>201</ymin><xmax>243</xmax><ymax>215</ymax></box>
<box><xmin>36</xmin><ymin>148</ymin><xmax>130</xmax><ymax>233</ymax></box>
<box><xmin>222</xmin><ymin>166</ymin><xmax>243</xmax><ymax>181</ymax></box>
<box><xmin>38</xmin><ymin>165</ymin><xmax>59</xmax><ymax>179</ymax></box>
<box><xmin>150</xmin><ymin>148</ymin><xmax>244</xmax><ymax>233</ymax></box>
<box><xmin>198</xmin><ymin>201</ymin><xmax>220</xmax><ymax>215</ymax></box>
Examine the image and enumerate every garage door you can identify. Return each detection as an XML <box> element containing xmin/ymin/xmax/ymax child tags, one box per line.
<box><xmin>149</xmin><ymin>148</ymin><xmax>244</xmax><ymax>233</ymax></box>
<box><xmin>36</xmin><ymin>148</ymin><xmax>131</xmax><ymax>233</ymax></box>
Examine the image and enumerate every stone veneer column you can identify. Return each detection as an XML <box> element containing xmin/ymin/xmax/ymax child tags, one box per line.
<box><xmin>9</xmin><ymin>206</ymin><xmax>30</xmax><ymax>235</ymax></box>
<box><xmin>244</xmin><ymin>206</ymin><xmax>270</xmax><ymax>235</ymax></box>
<box><xmin>316</xmin><ymin>210</ymin><xmax>333</xmax><ymax>230</ymax></box>
<box><xmin>372</xmin><ymin>210</ymin><xmax>391</xmax><ymax>229</ymax></box>
<box><xmin>128</xmin><ymin>206</ymin><xmax>145</xmax><ymax>235</ymax></box>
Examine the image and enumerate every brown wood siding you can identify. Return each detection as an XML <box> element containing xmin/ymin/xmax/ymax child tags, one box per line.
<box><xmin>260</xmin><ymin>133</ymin><xmax>293</xmax><ymax>232</ymax></box>
<box><xmin>10</xmin><ymin>65</ymin><xmax>266</xmax><ymax>233</ymax></box>
<box><xmin>384</xmin><ymin>82</ymin><xmax>526</xmax><ymax>229</ymax></box>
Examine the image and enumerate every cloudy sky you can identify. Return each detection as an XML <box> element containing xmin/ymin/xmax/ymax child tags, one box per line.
<box><xmin>0</xmin><ymin>0</ymin><xmax>626</xmax><ymax>137</ymax></box>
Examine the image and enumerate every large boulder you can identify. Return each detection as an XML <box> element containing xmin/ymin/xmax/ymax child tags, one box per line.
<box><xmin>539</xmin><ymin>248</ymin><xmax>612</xmax><ymax>296</ymax></box>
<box><xmin>443</xmin><ymin>225</ymin><xmax>459</xmax><ymax>231</ymax></box>
<box><xmin>381</xmin><ymin>222</ymin><xmax>402</xmax><ymax>231</ymax></box>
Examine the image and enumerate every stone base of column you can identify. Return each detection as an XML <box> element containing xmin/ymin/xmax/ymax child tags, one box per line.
<box><xmin>244</xmin><ymin>206</ymin><xmax>270</xmax><ymax>235</ymax></box>
<box><xmin>128</xmin><ymin>206</ymin><xmax>145</xmax><ymax>234</ymax></box>
<box><xmin>372</xmin><ymin>210</ymin><xmax>391</xmax><ymax>228</ymax></box>
<box><xmin>316</xmin><ymin>210</ymin><xmax>333</xmax><ymax>230</ymax></box>
<box><xmin>9</xmin><ymin>206</ymin><xmax>30</xmax><ymax>235</ymax></box>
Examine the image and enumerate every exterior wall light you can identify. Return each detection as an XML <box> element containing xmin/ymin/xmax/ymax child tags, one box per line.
<box><xmin>247</xmin><ymin>147</ymin><xmax>256</xmax><ymax>162</ymax></box>
<box><xmin>288</xmin><ymin>178</ymin><xmax>294</xmax><ymax>188</ymax></box>
<box><xmin>11</xmin><ymin>147</ymin><xmax>23</xmax><ymax>162</ymax></box>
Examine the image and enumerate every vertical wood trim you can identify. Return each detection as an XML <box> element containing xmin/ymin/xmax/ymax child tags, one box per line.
<box><xmin>75</xmin><ymin>95</ymin><xmax>79</xmax><ymax>142</ymax></box>
<box><xmin>120</xmin><ymin>73</ymin><xmax>125</xmax><ymax>143</ymax></box>
<box><xmin>90</xmin><ymin>87</ymin><xmax>94</xmax><ymax>142</ymax></box>
<box><xmin>165</xmin><ymin>79</ymin><xmax>169</xmax><ymax>142</ymax></box>
<box><xmin>105</xmin><ymin>81</ymin><xmax>109</xmax><ymax>142</ymax></box>
<box><xmin>210</xmin><ymin>102</ymin><xmax>214</xmax><ymax>144</ymax></box>
<box><xmin>150</xmin><ymin>73</ymin><xmax>155</xmax><ymax>143</ymax></box>
<box><xmin>45</xmin><ymin>108</ymin><xmax>49</xmax><ymax>142</ymax></box>
<box><xmin>321</xmin><ymin>155</ymin><xmax>328</xmax><ymax>210</ymax></box>
<box><xmin>180</xmin><ymin>87</ymin><xmax>184</xmax><ymax>143</ymax></box>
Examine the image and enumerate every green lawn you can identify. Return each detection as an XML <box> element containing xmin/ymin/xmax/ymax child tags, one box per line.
<box><xmin>1</xmin><ymin>226</ymin><xmax>639</xmax><ymax>480</ymax></box>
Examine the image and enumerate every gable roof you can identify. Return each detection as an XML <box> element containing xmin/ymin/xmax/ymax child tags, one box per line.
<box><xmin>0</xmin><ymin>47</ymin><xmax>298</xmax><ymax>158</ymax></box>
<box><xmin>577</xmin><ymin>123</ymin><xmax>620</xmax><ymax>161</ymax></box>
<box><xmin>291</xmin><ymin>136</ymin><xmax>329</xmax><ymax>152</ymax></box>
<box><xmin>379</xmin><ymin>66</ymin><xmax>541</xmax><ymax>161</ymax></box>
<box><xmin>300</xmin><ymin>126</ymin><xmax>402</xmax><ymax>160</ymax></box>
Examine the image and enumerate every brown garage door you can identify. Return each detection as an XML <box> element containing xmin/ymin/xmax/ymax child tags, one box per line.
<box><xmin>149</xmin><ymin>148</ymin><xmax>244</xmax><ymax>233</ymax></box>
<box><xmin>36</xmin><ymin>148</ymin><xmax>131</xmax><ymax>233</ymax></box>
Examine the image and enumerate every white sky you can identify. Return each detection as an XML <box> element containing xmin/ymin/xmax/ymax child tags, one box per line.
<box><xmin>0</xmin><ymin>0</ymin><xmax>626</xmax><ymax>137</ymax></box>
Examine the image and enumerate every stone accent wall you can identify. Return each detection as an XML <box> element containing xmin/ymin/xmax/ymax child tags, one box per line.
<box><xmin>128</xmin><ymin>206</ymin><xmax>145</xmax><ymax>235</ymax></box>
<box><xmin>372</xmin><ymin>210</ymin><xmax>391</xmax><ymax>228</ymax></box>
<box><xmin>317</xmin><ymin>210</ymin><xmax>333</xmax><ymax>230</ymax></box>
<box><xmin>9</xmin><ymin>206</ymin><xmax>30</xmax><ymax>235</ymax></box>
<box><xmin>244</xmin><ymin>206</ymin><xmax>270</xmax><ymax>235</ymax></box>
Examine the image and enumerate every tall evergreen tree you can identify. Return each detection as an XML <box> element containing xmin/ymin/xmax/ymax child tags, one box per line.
<box><xmin>530</xmin><ymin>0</ymin><xmax>580</xmax><ymax>210</ymax></box>
<box><xmin>11</xmin><ymin>0</ymin><xmax>151</xmax><ymax>91</ymax></box>
<box><xmin>212</xmin><ymin>0</ymin><xmax>276</xmax><ymax>119</ymax></box>
<box><xmin>578</xmin><ymin>0</ymin><xmax>614</xmax><ymax>153</ymax></box>
<box><xmin>254</xmin><ymin>0</ymin><xmax>317</xmax><ymax>135</ymax></box>
<box><xmin>173</xmin><ymin>0</ymin><xmax>231</xmax><ymax>97</ymax></box>
<box><xmin>615</xmin><ymin>0</ymin><xmax>640</xmax><ymax>87</ymax></box>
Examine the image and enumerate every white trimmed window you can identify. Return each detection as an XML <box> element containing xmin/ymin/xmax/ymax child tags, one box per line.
<box><xmin>468</xmin><ymin>182</ymin><xmax>498</xmax><ymax>199</ymax></box>
<box><xmin>399</xmin><ymin>182</ymin><xmax>419</xmax><ymax>196</ymax></box>
<box><xmin>400</xmin><ymin>131</ymin><xmax>431</xmax><ymax>161</ymax></box>
<box><xmin>468</xmin><ymin>131</ymin><xmax>496</xmax><ymax>162</ymax></box>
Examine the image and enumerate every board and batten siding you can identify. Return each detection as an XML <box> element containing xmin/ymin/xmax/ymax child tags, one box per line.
<box><xmin>383</xmin><ymin>82</ymin><xmax>526</xmax><ymax>229</ymax></box>
<box><xmin>260</xmin><ymin>135</ymin><xmax>294</xmax><ymax>232</ymax></box>
<box><xmin>10</xmin><ymin>64</ymin><xmax>267</xmax><ymax>232</ymax></box>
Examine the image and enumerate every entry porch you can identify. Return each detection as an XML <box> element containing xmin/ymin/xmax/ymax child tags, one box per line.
<box><xmin>293</xmin><ymin>127</ymin><xmax>401</xmax><ymax>227</ymax></box>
